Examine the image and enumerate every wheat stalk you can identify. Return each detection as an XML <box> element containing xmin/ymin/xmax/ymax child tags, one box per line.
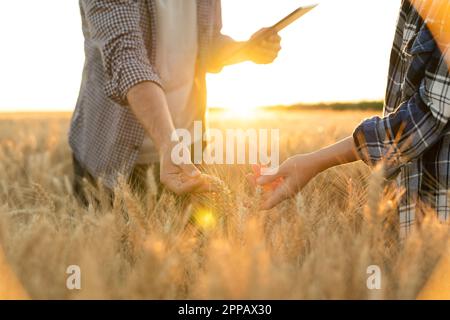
<box><xmin>1</xmin><ymin>112</ymin><xmax>449</xmax><ymax>299</ymax></box>
<box><xmin>191</xmin><ymin>174</ymin><xmax>236</xmax><ymax>235</ymax></box>
<box><xmin>31</xmin><ymin>182</ymin><xmax>55</xmax><ymax>213</ymax></box>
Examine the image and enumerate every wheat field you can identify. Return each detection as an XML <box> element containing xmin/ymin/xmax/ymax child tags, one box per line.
<box><xmin>0</xmin><ymin>109</ymin><xmax>448</xmax><ymax>300</ymax></box>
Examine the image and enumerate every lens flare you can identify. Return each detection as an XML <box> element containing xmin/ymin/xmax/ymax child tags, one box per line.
<box><xmin>192</xmin><ymin>209</ymin><xmax>218</xmax><ymax>231</ymax></box>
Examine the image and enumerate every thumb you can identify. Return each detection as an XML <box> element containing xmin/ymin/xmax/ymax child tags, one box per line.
<box><xmin>256</xmin><ymin>167</ymin><xmax>281</xmax><ymax>185</ymax></box>
<box><xmin>251</xmin><ymin>27</ymin><xmax>273</xmax><ymax>41</ymax></box>
<box><xmin>179</xmin><ymin>163</ymin><xmax>201</xmax><ymax>178</ymax></box>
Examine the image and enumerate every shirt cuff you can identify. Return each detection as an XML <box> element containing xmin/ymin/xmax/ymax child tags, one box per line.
<box><xmin>105</xmin><ymin>56</ymin><xmax>162</xmax><ymax>106</ymax></box>
<box><xmin>353</xmin><ymin>116</ymin><xmax>403</xmax><ymax>179</ymax></box>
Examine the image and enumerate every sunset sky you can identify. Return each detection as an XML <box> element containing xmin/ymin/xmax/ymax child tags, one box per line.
<box><xmin>0</xmin><ymin>0</ymin><xmax>401</xmax><ymax>112</ymax></box>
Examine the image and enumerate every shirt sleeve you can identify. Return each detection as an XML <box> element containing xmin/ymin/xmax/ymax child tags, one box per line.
<box><xmin>353</xmin><ymin>45</ymin><xmax>450</xmax><ymax>178</ymax></box>
<box><xmin>81</xmin><ymin>0</ymin><xmax>162</xmax><ymax>106</ymax></box>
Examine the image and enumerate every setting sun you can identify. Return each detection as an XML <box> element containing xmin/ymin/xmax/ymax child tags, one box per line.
<box><xmin>207</xmin><ymin>0</ymin><xmax>401</xmax><ymax>109</ymax></box>
<box><xmin>1</xmin><ymin>0</ymin><xmax>449</xmax><ymax>302</ymax></box>
<box><xmin>0</xmin><ymin>0</ymin><xmax>401</xmax><ymax>112</ymax></box>
<box><xmin>220</xmin><ymin>105</ymin><xmax>259</xmax><ymax>119</ymax></box>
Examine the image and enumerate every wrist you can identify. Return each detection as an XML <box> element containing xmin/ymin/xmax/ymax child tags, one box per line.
<box><xmin>159</xmin><ymin>128</ymin><xmax>182</xmax><ymax>156</ymax></box>
<box><xmin>307</xmin><ymin>136</ymin><xmax>358</xmax><ymax>174</ymax></box>
<box><xmin>159</xmin><ymin>140</ymin><xmax>177</xmax><ymax>160</ymax></box>
<box><xmin>229</xmin><ymin>41</ymin><xmax>250</xmax><ymax>64</ymax></box>
<box><xmin>306</xmin><ymin>151</ymin><xmax>332</xmax><ymax>174</ymax></box>
<box><xmin>159</xmin><ymin>141</ymin><xmax>172</xmax><ymax>154</ymax></box>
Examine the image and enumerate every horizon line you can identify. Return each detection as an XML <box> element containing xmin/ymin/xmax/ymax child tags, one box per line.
<box><xmin>0</xmin><ymin>100</ymin><xmax>384</xmax><ymax>114</ymax></box>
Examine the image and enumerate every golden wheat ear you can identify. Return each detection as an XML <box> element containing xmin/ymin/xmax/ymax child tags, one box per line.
<box><xmin>190</xmin><ymin>174</ymin><xmax>236</xmax><ymax>234</ymax></box>
<box><xmin>0</xmin><ymin>245</ymin><xmax>29</xmax><ymax>300</ymax></box>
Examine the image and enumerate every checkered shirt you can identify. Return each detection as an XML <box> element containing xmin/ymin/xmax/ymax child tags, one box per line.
<box><xmin>353</xmin><ymin>0</ymin><xmax>450</xmax><ymax>236</ymax></box>
<box><xmin>69</xmin><ymin>0</ymin><xmax>231</xmax><ymax>188</ymax></box>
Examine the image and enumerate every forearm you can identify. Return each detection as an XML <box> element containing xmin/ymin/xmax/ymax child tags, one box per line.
<box><xmin>218</xmin><ymin>40</ymin><xmax>249</xmax><ymax>66</ymax></box>
<box><xmin>257</xmin><ymin>136</ymin><xmax>360</xmax><ymax>210</ymax></box>
<box><xmin>209</xmin><ymin>29</ymin><xmax>281</xmax><ymax>71</ymax></box>
<box><xmin>309</xmin><ymin>136</ymin><xmax>360</xmax><ymax>173</ymax></box>
<box><xmin>212</xmin><ymin>32</ymin><xmax>280</xmax><ymax>68</ymax></box>
<box><xmin>127</xmin><ymin>82</ymin><xmax>176</xmax><ymax>154</ymax></box>
<box><xmin>127</xmin><ymin>82</ymin><xmax>206</xmax><ymax>194</ymax></box>
<box><xmin>207</xmin><ymin>35</ymin><xmax>246</xmax><ymax>73</ymax></box>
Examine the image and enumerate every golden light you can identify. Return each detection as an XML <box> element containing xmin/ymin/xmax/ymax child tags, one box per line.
<box><xmin>221</xmin><ymin>105</ymin><xmax>258</xmax><ymax>119</ymax></box>
<box><xmin>144</xmin><ymin>238</ymin><xmax>166</xmax><ymax>258</ymax></box>
<box><xmin>412</xmin><ymin>0</ymin><xmax>450</xmax><ymax>70</ymax></box>
<box><xmin>207</xmin><ymin>0</ymin><xmax>401</xmax><ymax>112</ymax></box>
<box><xmin>417</xmin><ymin>242</ymin><xmax>450</xmax><ymax>300</ymax></box>
<box><xmin>0</xmin><ymin>0</ymin><xmax>403</xmax><ymax>112</ymax></box>
<box><xmin>192</xmin><ymin>209</ymin><xmax>218</xmax><ymax>231</ymax></box>
<box><xmin>0</xmin><ymin>245</ymin><xmax>29</xmax><ymax>300</ymax></box>
<box><xmin>413</xmin><ymin>1</ymin><xmax>450</xmax><ymax>299</ymax></box>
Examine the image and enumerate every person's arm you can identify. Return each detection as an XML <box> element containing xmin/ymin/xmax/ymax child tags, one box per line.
<box><xmin>127</xmin><ymin>82</ymin><xmax>204</xmax><ymax>195</ymax></box>
<box><xmin>81</xmin><ymin>0</ymin><xmax>162</xmax><ymax>105</ymax></box>
<box><xmin>353</xmin><ymin>44</ymin><xmax>450</xmax><ymax>178</ymax></box>
<box><xmin>259</xmin><ymin>37</ymin><xmax>450</xmax><ymax>210</ymax></box>
<box><xmin>82</xmin><ymin>0</ymin><xmax>205</xmax><ymax>194</ymax></box>
<box><xmin>207</xmin><ymin>0</ymin><xmax>282</xmax><ymax>73</ymax></box>
<box><xmin>257</xmin><ymin>137</ymin><xmax>359</xmax><ymax>210</ymax></box>
<box><xmin>215</xmin><ymin>29</ymin><xmax>282</xmax><ymax>67</ymax></box>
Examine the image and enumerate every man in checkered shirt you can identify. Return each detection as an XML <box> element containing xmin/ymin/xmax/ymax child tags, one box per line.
<box><xmin>69</xmin><ymin>0</ymin><xmax>281</xmax><ymax>204</ymax></box>
<box><xmin>257</xmin><ymin>0</ymin><xmax>450</xmax><ymax>237</ymax></box>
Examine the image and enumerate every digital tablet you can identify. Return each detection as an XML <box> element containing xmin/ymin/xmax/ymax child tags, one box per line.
<box><xmin>224</xmin><ymin>4</ymin><xmax>318</xmax><ymax>62</ymax></box>
<box><xmin>271</xmin><ymin>4</ymin><xmax>318</xmax><ymax>32</ymax></box>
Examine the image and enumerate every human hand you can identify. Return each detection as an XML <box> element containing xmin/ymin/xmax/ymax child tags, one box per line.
<box><xmin>159</xmin><ymin>144</ymin><xmax>213</xmax><ymax>195</ymax></box>
<box><xmin>248</xmin><ymin>164</ymin><xmax>284</xmax><ymax>192</ymax></box>
<box><xmin>246</xmin><ymin>28</ymin><xmax>282</xmax><ymax>64</ymax></box>
<box><xmin>256</xmin><ymin>154</ymin><xmax>320</xmax><ymax>210</ymax></box>
<box><xmin>256</xmin><ymin>137</ymin><xmax>359</xmax><ymax>209</ymax></box>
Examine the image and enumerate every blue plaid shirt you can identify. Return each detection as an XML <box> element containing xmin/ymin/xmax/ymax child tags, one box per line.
<box><xmin>353</xmin><ymin>0</ymin><xmax>450</xmax><ymax>237</ymax></box>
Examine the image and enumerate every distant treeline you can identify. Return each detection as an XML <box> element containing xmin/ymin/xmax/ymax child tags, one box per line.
<box><xmin>211</xmin><ymin>101</ymin><xmax>384</xmax><ymax>112</ymax></box>
<box><xmin>281</xmin><ymin>101</ymin><xmax>383</xmax><ymax>111</ymax></box>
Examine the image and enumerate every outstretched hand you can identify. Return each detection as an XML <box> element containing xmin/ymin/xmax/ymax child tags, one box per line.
<box><xmin>159</xmin><ymin>144</ymin><xmax>218</xmax><ymax>195</ymax></box>
<box><xmin>256</xmin><ymin>137</ymin><xmax>360</xmax><ymax>210</ymax></box>
<box><xmin>256</xmin><ymin>154</ymin><xmax>320</xmax><ymax>210</ymax></box>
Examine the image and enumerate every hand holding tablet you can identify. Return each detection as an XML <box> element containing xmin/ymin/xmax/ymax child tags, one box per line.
<box><xmin>224</xmin><ymin>4</ymin><xmax>318</xmax><ymax>64</ymax></box>
<box><xmin>253</xmin><ymin>4</ymin><xmax>318</xmax><ymax>42</ymax></box>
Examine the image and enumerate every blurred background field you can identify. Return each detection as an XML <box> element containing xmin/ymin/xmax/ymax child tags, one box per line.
<box><xmin>0</xmin><ymin>108</ymin><xmax>448</xmax><ymax>299</ymax></box>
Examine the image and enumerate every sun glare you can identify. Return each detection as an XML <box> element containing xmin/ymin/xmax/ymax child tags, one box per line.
<box><xmin>222</xmin><ymin>105</ymin><xmax>258</xmax><ymax>119</ymax></box>
<box><xmin>192</xmin><ymin>209</ymin><xmax>218</xmax><ymax>231</ymax></box>
<box><xmin>207</xmin><ymin>0</ymin><xmax>401</xmax><ymax>112</ymax></box>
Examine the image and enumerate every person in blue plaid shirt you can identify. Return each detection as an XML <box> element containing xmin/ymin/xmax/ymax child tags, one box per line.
<box><xmin>258</xmin><ymin>0</ymin><xmax>450</xmax><ymax>237</ymax></box>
